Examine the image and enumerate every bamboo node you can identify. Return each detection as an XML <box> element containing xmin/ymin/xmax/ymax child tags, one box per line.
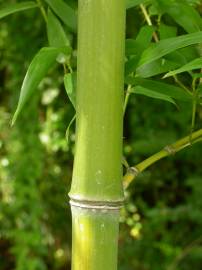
<box><xmin>127</xmin><ymin>167</ymin><xmax>139</xmax><ymax>177</ymax></box>
<box><xmin>69</xmin><ymin>196</ymin><xmax>124</xmax><ymax>210</ymax></box>
<box><xmin>164</xmin><ymin>145</ymin><xmax>176</xmax><ymax>155</ymax></box>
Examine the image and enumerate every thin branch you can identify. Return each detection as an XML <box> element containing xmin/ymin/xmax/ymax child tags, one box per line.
<box><xmin>123</xmin><ymin>128</ymin><xmax>202</xmax><ymax>188</ymax></box>
<box><xmin>140</xmin><ymin>4</ymin><xmax>159</xmax><ymax>42</ymax></box>
<box><xmin>167</xmin><ymin>235</ymin><xmax>202</xmax><ymax>270</ymax></box>
<box><xmin>173</xmin><ymin>75</ymin><xmax>192</xmax><ymax>96</ymax></box>
<box><xmin>36</xmin><ymin>0</ymin><xmax>48</xmax><ymax>23</ymax></box>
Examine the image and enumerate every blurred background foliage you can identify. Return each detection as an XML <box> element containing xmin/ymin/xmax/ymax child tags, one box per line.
<box><xmin>0</xmin><ymin>0</ymin><xmax>202</xmax><ymax>269</ymax></box>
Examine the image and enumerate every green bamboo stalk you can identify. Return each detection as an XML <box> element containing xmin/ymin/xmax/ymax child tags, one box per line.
<box><xmin>69</xmin><ymin>0</ymin><xmax>126</xmax><ymax>269</ymax></box>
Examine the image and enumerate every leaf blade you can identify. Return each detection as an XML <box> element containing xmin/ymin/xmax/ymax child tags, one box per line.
<box><xmin>44</xmin><ymin>0</ymin><xmax>77</xmax><ymax>32</ymax></box>
<box><xmin>130</xmin><ymin>86</ymin><xmax>176</xmax><ymax>105</ymax></box>
<box><xmin>47</xmin><ymin>8</ymin><xmax>70</xmax><ymax>47</ymax></box>
<box><xmin>12</xmin><ymin>47</ymin><xmax>71</xmax><ymax>125</ymax></box>
<box><xmin>0</xmin><ymin>1</ymin><xmax>38</xmax><ymax>19</ymax></box>
<box><xmin>138</xmin><ymin>31</ymin><xmax>202</xmax><ymax>68</ymax></box>
<box><xmin>164</xmin><ymin>57</ymin><xmax>202</xmax><ymax>78</ymax></box>
<box><xmin>126</xmin><ymin>77</ymin><xmax>192</xmax><ymax>102</ymax></box>
<box><xmin>64</xmin><ymin>72</ymin><xmax>76</xmax><ymax>108</ymax></box>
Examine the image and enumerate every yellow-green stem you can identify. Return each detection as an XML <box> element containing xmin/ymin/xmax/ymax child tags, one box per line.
<box><xmin>123</xmin><ymin>128</ymin><xmax>202</xmax><ymax>188</ymax></box>
<box><xmin>36</xmin><ymin>0</ymin><xmax>48</xmax><ymax>23</ymax></box>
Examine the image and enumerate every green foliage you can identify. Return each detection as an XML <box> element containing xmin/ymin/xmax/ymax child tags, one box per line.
<box><xmin>44</xmin><ymin>0</ymin><xmax>77</xmax><ymax>32</ymax></box>
<box><xmin>0</xmin><ymin>0</ymin><xmax>202</xmax><ymax>269</ymax></box>
<box><xmin>12</xmin><ymin>46</ymin><xmax>71</xmax><ymax>125</ymax></box>
<box><xmin>0</xmin><ymin>2</ymin><xmax>38</xmax><ymax>19</ymax></box>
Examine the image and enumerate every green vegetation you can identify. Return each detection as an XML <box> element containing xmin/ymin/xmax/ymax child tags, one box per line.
<box><xmin>0</xmin><ymin>0</ymin><xmax>202</xmax><ymax>269</ymax></box>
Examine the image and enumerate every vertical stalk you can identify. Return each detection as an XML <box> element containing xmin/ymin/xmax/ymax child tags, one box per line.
<box><xmin>69</xmin><ymin>0</ymin><xmax>126</xmax><ymax>269</ymax></box>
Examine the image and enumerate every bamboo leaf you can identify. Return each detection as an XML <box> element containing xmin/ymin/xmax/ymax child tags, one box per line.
<box><xmin>44</xmin><ymin>0</ymin><xmax>77</xmax><ymax>33</ymax></box>
<box><xmin>164</xmin><ymin>57</ymin><xmax>202</xmax><ymax>78</ymax></box>
<box><xmin>126</xmin><ymin>0</ymin><xmax>145</xmax><ymax>9</ymax></box>
<box><xmin>130</xmin><ymin>86</ymin><xmax>176</xmax><ymax>105</ymax></box>
<box><xmin>126</xmin><ymin>26</ymin><xmax>154</xmax><ymax>56</ymax></box>
<box><xmin>66</xmin><ymin>114</ymin><xmax>76</xmax><ymax>144</ymax></box>
<box><xmin>138</xmin><ymin>31</ymin><xmax>202</xmax><ymax>68</ymax></box>
<box><xmin>126</xmin><ymin>77</ymin><xmax>192</xmax><ymax>102</ymax></box>
<box><xmin>47</xmin><ymin>9</ymin><xmax>70</xmax><ymax>47</ymax></box>
<box><xmin>159</xmin><ymin>24</ymin><xmax>177</xmax><ymax>40</ymax></box>
<box><xmin>137</xmin><ymin>51</ymin><xmax>187</xmax><ymax>78</ymax></box>
<box><xmin>125</xmin><ymin>26</ymin><xmax>153</xmax><ymax>74</ymax></box>
<box><xmin>157</xmin><ymin>0</ymin><xmax>202</xmax><ymax>33</ymax></box>
<box><xmin>64</xmin><ymin>72</ymin><xmax>76</xmax><ymax>108</ymax></box>
<box><xmin>136</xmin><ymin>58</ymin><xmax>180</xmax><ymax>78</ymax></box>
<box><xmin>12</xmin><ymin>46</ymin><xmax>71</xmax><ymax>125</ymax></box>
<box><xmin>0</xmin><ymin>1</ymin><xmax>38</xmax><ymax>19</ymax></box>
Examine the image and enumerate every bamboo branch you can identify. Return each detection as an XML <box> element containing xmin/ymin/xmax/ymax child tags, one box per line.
<box><xmin>140</xmin><ymin>4</ymin><xmax>159</xmax><ymax>42</ymax></box>
<box><xmin>36</xmin><ymin>0</ymin><xmax>48</xmax><ymax>23</ymax></box>
<box><xmin>123</xmin><ymin>128</ymin><xmax>202</xmax><ymax>188</ymax></box>
<box><xmin>167</xmin><ymin>235</ymin><xmax>202</xmax><ymax>270</ymax></box>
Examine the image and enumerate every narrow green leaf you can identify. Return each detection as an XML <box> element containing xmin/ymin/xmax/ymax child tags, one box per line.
<box><xmin>136</xmin><ymin>26</ymin><xmax>154</xmax><ymax>49</ymax></box>
<box><xmin>44</xmin><ymin>0</ymin><xmax>77</xmax><ymax>32</ymax></box>
<box><xmin>138</xmin><ymin>31</ymin><xmax>202</xmax><ymax>68</ymax></box>
<box><xmin>47</xmin><ymin>9</ymin><xmax>70</xmax><ymax>47</ymax></box>
<box><xmin>125</xmin><ymin>26</ymin><xmax>154</xmax><ymax>74</ymax></box>
<box><xmin>164</xmin><ymin>57</ymin><xmax>202</xmax><ymax>78</ymax></box>
<box><xmin>0</xmin><ymin>2</ymin><xmax>38</xmax><ymax>19</ymax></box>
<box><xmin>64</xmin><ymin>72</ymin><xmax>76</xmax><ymax>108</ymax></box>
<box><xmin>12</xmin><ymin>47</ymin><xmax>71</xmax><ymax>125</ymax></box>
<box><xmin>126</xmin><ymin>0</ymin><xmax>145</xmax><ymax>9</ymax></box>
<box><xmin>125</xmin><ymin>56</ymin><xmax>140</xmax><ymax>75</ymax></box>
<box><xmin>157</xmin><ymin>0</ymin><xmax>202</xmax><ymax>33</ymax></box>
<box><xmin>136</xmin><ymin>58</ymin><xmax>180</xmax><ymax>78</ymax></box>
<box><xmin>137</xmin><ymin>51</ymin><xmax>187</xmax><ymax>78</ymax></box>
<box><xmin>159</xmin><ymin>24</ymin><xmax>177</xmax><ymax>40</ymax></box>
<box><xmin>130</xmin><ymin>86</ymin><xmax>176</xmax><ymax>105</ymax></box>
<box><xmin>126</xmin><ymin>26</ymin><xmax>153</xmax><ymax>56</ymax></box>
<box><xmin>66</xmin><ymin>114</ymin><xmax>76</xmax><ymax>144</ymax></box>
<box><xmin>125</xmin><ymin>77</ymin><xmax>192</xmax><ymax>102</ymax></box>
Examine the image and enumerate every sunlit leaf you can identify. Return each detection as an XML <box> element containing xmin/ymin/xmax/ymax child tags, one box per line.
<box><xmin>125</xmin><ymin>77</ymin><xmax>192</xmax><ymax>102</ymax></box>
<box><xmin>164</xmin><ymin>57</ymin><xmax>202</xmax><ymax>78</ymax></box>
<box><xmin>12</xmin><ymin>46</ymin><xmax>71</xmax><ymax>125</ymax></box>
<box><xmin>130</xmin><ymin>86</ymin><xmax>176</xmax><ymax>105</ymax></box>
<box><xmin>138</xmin><ymin>31</ymin><xmax>202</xmax><ymax>68</ymax></box>
<box><xmin>47</xmin><ymin>8</ymin><xmax>70</xmax><ymax>47</ymax></box>
<box><xmin>137</xmin><ymin>51</ymin><xmax>186</xmax><ymax>78</ymax></box>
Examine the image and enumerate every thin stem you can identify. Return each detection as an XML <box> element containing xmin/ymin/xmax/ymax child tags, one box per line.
<box><xmin>173</xmin><ymin>75</ymin><xmax>192</xmax><ymax>96</ymax></box>
<box><xmin>167</xmin><ymin>235</ymin><xmax>202</xmax><ymax>270</ymax></box>
<box><xmin>36</xmin><ymin>0</ymin><xmax>48</xmax><ymax>23</ymax></box>
<box><xmin>140</xmin><ymin>4</ymin><xmax>159</xmax><ymax>42</ymax></box>
<box><xmin>190</xmin><ymin>77</ymin><xmax>198</xmax><ymax>142</ymax></box>
<box><xmin>123</xmin><ymin>128</ymin><xmax>202</xmax><ymax>188</ymax></box>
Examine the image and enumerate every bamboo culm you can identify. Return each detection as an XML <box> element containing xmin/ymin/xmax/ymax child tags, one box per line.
<box><xmin>69</xmin><ymin>1</ymin><xmax>126</xmax><ymax>270</ymax></box>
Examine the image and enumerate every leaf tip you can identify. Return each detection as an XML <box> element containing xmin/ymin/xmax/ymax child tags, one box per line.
<box><xmin>11</xmin><ymin>111</ymin><xmax>18</xmax><ymax>127</ymax></box>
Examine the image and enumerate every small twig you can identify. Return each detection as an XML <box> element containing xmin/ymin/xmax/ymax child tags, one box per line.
<box><xmin>167</xmin><ymin>236</ymin><xmax>202</xmax><ymax>270</ymax></box>
<box><xmin>36</xmin><ymin>0</ymin><xmax>48</xmax><ymax>23</ymax></box>
<box><xmin>123</xmin><ymin>128</ymin><xmax>202</xmax><ymax>188</ymax></box>
<box><xmin>140</xmin><ymin>4</ymin><xmax>159</xmax><ymax>42</ymax></box>
<box><xmin>173</xmin><ymin>75</ymin><xmax>192</xmax><ymax>96</ymax></box>
<box><xmin>190</xmin><ymin>77</ymin><xmax>199</xmax><ymax>143</ymax></box>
